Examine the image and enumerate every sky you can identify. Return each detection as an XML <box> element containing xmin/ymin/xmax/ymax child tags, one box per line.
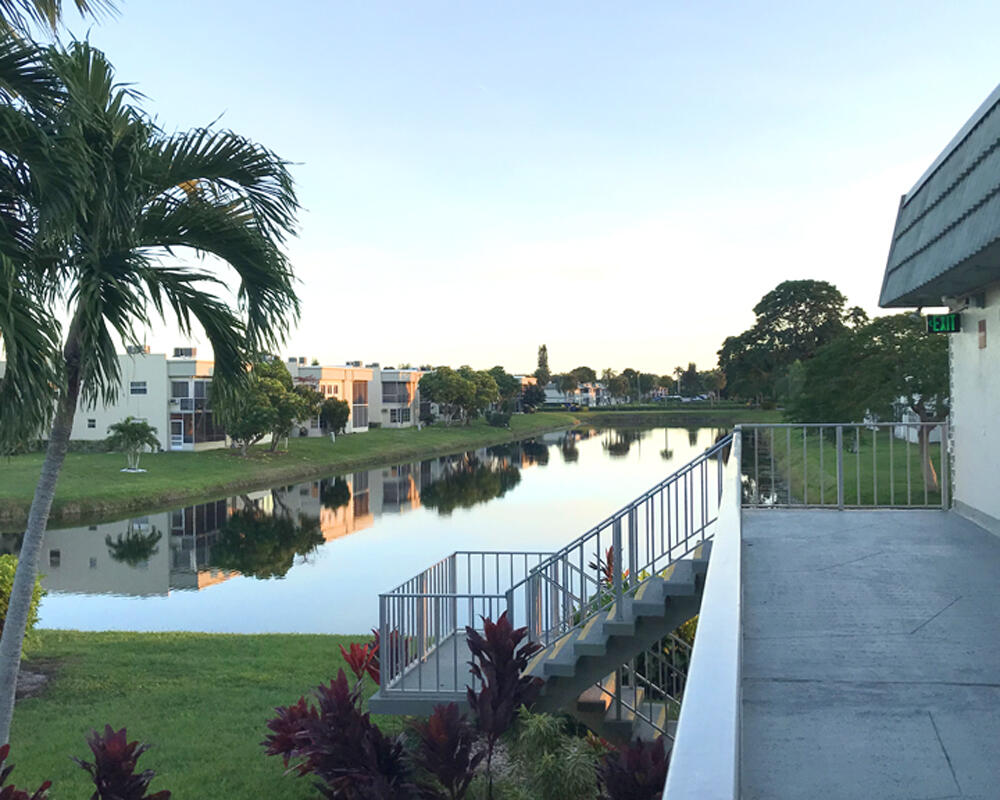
<box><xmin>53</xmin><ymin>0</ymin><xmax>1000</xmax><ymax>375</ymax></box>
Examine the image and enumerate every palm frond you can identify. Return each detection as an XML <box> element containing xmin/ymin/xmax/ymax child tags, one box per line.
<box><xmin>138</xmin><ymin>196</ymin><xmax>299</xmax><ymax>354</ymax></box>
<box><xmin>0</xmin><ymin>0</ymin><xmax>115</xmax><ymax>36</ymax></box>
<box><xmin>145</xmin><ymin>126</ymin><xmax>298</xmax><ymax>244</ymax></box>
<box><xmin>0</xmin><ymin>255</ymin><xmax>61</xmax><ymax>451</ymax></box>
<box><xmin>0</xmin><ymin>29</ymin><xmax>56</xmax><ymax>105</ymax></box>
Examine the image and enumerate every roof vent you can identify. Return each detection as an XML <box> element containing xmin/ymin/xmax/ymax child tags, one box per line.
<box><xmin>173</xmin><ymin>347</ymin><xmax>196</xmax><ymax>358</ymax></box>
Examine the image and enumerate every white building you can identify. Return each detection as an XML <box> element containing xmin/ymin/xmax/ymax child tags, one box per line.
<box><xmin>880</xmin><ymin>81</ymin><xmax>1000</xmax><ymax>534</ymax></box>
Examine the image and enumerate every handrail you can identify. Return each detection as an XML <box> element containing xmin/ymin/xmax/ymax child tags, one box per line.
<box><xmin>663</xmin><ymin>425</ymin><xmax>743</xmax><ymax>800</ymax></box>
<box><xmin>740</xmin><ymin>421</ymin><xmax>949</xmax><ymax>510</ymax></box>
<box><xmin>509</xmin><ymin>436</ymin><xmax>731</xmax><ymax>646</ymax></box>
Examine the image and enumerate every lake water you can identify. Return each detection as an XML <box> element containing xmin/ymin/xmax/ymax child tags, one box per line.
<box><xmin>20</xmin><ymin>426</ymin><xmax>725</xmax><ymax>634</ymax></box>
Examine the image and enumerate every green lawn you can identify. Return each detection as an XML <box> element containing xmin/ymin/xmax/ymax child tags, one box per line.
<box><xmin>576</xmin><ymin>408</ymin><xmax>782</xmax><ymax>427</ymax></box>
<box><xmin>0</xmin><ymin>412</ymin><xmax>579</xmax><ymax>526</ymax></box>
<box><xmin>745</xmin><ymin>426</ymin><xmax>945</xmax><ymax>507</ymax></box>
<box><xmin>13</xmin><ymin>630</ymin><xmax>392</xmax><ymax>799</ymax></box>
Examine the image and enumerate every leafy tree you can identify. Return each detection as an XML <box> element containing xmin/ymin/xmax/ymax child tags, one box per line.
<box><xmin>788</xmin><ymin>313</ymin><xmax>948</xmax><ymax>489</ymax></box>
<box><xmin>521</xmin><ymin>383</ymin><xmax>545</xmax><ymax>410</ymax></box>
<box><xmin>320</xmin><ymin>397</ymin><xmax>350</xmax><ymax>434</ymax></box>
<box><xmin>255</xmin><ymin>359</ymin><xmax>311</xmax><ymax>450</ymax></box>
<box><xmin>293</xmin><ymin>383</ymin><xmax>324</xmax><ymax>421</ymax></box>
<box><xmin>638</xmin><ymin>372</ymin><xmax>658</xmax><ymax>397</ymax></box>
<box><xmin>534</xmin><ymin>344</ymin><xmax>550</xmax><ymax>386</ymax></box>
<box><xmin>719</xmin><ymin>280</ymin><xmax>851</xmax><ymax>403</ymax></box>
<box><xmin>214</xmin><ymin>378</ymin><xmax>276</xmax><ymax>456</ymax></box>
<box><xmin>699</xmin><ymin>368</ymin><xmax>726</xmax><ymax>403</ymax></box>
<box><xmin>569</xmin><ymin>366</ymin><xmax>596</xmax><ymax>385</ymax></box>
<box><xmin>0</xmin><ymin>41</ymin><xmax>298</xmax><ymax>738</ymax></box>
<box><xmin>556</xmin><ymin>372</ymin><xmax>577</xmax><ymax>400</ymax></box>
<box><xmin>657</xmin><ymin>374</ymin><xmax>675</xmax><ymax>392</ymax></box>
<box><xmin>421</xmin><ymin>457</ymin><xmax>521</xmax><ymax>515</ymax></box>
<box><xmin>457</xmin><ymin>366</ymin><xmax>499</xmax><ymax>422</ymax></box>
<box><xmin>105</xmin><ymin>416</ymin><xmax>160</xmax><ymax>471</ymax></box>
<box><xmin>488</xmin><ymin>365</ymin><xmax>521</xmax><ymax>411</ymax></box>
<box><xmin>607</xmin><ymin>374</ymin><xmax>628</xmax><ymax>400</ymax></box>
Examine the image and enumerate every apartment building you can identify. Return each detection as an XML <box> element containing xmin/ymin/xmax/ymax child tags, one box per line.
<box><xmin>285</xmin><ymin>357</ymin><xmax>375</xmax><ymax>434</ymax></box>
<box><xmin>367</xmin><ymin>364</ymin><xmax>424</xmax><ymax>429</ymax></box>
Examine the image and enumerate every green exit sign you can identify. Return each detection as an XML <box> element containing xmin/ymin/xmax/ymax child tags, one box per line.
<box><xmin>927</xmin><ymin>313</ymin><xmax>961</xmax><ymax>333</ymax></box>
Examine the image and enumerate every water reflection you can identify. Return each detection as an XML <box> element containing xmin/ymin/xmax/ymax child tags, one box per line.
<box><xmin>26</xmin><ymin>426</ymin><xmax>727</xmax><ymax>632</ymax></box>
<box><xmin>30</xmin><ymin>437</ymin><xmax>567</xmax><ymax>597</ymax></box>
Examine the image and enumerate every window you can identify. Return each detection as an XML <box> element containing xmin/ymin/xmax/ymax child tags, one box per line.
<box><xmin>171</xmin><ymin>381</ymin><xmax>189</xmax><ymax>399</ymax></box>
<box><xmin>382</xmin><ymin>381</ymin><xmax>411</xmax><ymax>404</ymax></box>
<box><xmin>49</xmin><ymin>549</ymin><xmax>60</xmax><ymax>568</ymax></box>
<box><xmin>401</xmin><ymin>408</ymin><xmax>411</xmax><ymax>422</ymax></box>
<box><xmin>333</xmin><ymin>385</ymin><xmax>339</xmax><ymax>395</ymax></box>
<box><xmin>352</xmin><ymin>381</ymin><xmax>368</xmax><ymax>404</ymax></box>
<box><xmin>130</xmin><ymin>381</ymin><xmax>147</xmax><ymax>395</ymax></box>
<box><xmin>87</xmin><ymin>418</ymin><xmax>96</xmax><ymax>429</ymax></box>
<box><xmin>390</xmin><ymin>408</ymin><xmax>399</xmax><ymax>423</ymax></box>
<box><xmin>194</xmin><ymin>381</ymin><xmax>207</xmax><ymax>399</ymax></box>
<box><xmin>90</xmin><ymin>557</ymin><xmax>98</xmax><ymax>570</ymax></box>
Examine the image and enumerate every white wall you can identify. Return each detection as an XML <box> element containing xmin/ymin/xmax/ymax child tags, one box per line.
<box><xmin>71</xmin><ymin>353</ymin><xmax>171</xmax><ymax>450</ymax></box>
<box><xmin>950</xmin><ymin>280</ymin><xmax>1000</xmax><ymax>531</ymax></box>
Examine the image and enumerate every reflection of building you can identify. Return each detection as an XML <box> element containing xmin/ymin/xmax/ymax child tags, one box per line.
<box><xmin>37</xmin><ymin>441</ymin><xmax>554</xmax><ymax>598</ymax></box>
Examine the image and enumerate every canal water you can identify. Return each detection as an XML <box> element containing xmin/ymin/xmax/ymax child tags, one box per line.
<box><xmin>16</xmin><ymin>426</ymin><xmax>725</xmax><ymax>634</ymax></box>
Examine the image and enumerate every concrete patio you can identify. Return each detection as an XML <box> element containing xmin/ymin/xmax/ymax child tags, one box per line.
<box><xmin>741</xmin><ymin>509</ymin><xmax>1000</xmax><ymax>800</ymax></box>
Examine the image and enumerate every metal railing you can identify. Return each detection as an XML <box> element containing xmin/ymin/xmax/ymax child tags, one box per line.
<box><xmin>741</xmin><ymin>422</ymin><xmax>949</xmax><ymax>510</ymax></box>
<box><xmin>376</xmin><ymin>436</ymin><xmax>731</xmax><ymax>699</ymax></box>
<box><xmin>512</xmin><ymin>435</ymin><xmax>731</xmax><ymax>647</ymax></box>
<box><xmin>378</xmin><ymin>550</ymin><xmax>551</xmax><ymax>695</ymax></box>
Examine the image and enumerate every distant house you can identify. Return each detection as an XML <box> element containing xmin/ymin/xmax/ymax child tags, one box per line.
<box><xmin>880</xmin><ymin>82</ymin><xmax>1000</xmax><ymax>534</ymax></box>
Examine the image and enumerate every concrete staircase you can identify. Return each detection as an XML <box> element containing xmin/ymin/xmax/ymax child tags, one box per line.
<box><xmin>526</xmin><ymin>541</ymin><xmax>711</xmax><ymax>743</ymax></box>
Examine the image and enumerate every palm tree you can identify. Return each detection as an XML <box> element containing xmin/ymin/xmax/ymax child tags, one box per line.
<box><xmin>106</xmin><ymin>416</ymin><xmax>160</xmax><ymax>471</ymax></box>
<box><xmin>0</xmin><ymin>41</ymin><xmax>298</xmax><ymax>740</ymax></box>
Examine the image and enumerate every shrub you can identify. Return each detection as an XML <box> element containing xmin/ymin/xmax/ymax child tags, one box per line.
<box><xmin>263</xmin><ymin>669</ymin><xmax>415</xmax><ymax>799</ymax></box>
<box><xmin>465</xmin><ymin>612</ymin><xmax>543</xmax><ymax>799</ymax></box>
<box><xmin>410</xmin><ymin>703</ymin><xmax>483</xmax><ymax>800</ymax></box>
<box><xmin>73</xmin><ymin>726</ymin><xmax>171</xmax><ymax>800</ymax></box>
<box><xmin>485</xmin><ymin>411</ymin><xmax>511</xmax><ymax>429</ymax></box>
<box><xmin>507</xmin><ymin>709</ymin><xmax>604</xmax><ymax>800</ymax></box>
<box><xmin>595</xmin><ymin>736</ymin><xmax>669</xmax><ymax>800</ymax></box>
<box><xmin>0</xmin><ymin>743</ymin><xmax>50</xmax><ymax>799</ymax></box>
<box><xmin>0</xmin><ymin>555</ymin><xmax>44</xmax><ymax>649</ymax></box>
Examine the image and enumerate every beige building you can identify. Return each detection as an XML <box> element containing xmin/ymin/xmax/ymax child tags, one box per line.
<box><xmin>285</xmin><ymin>358</ymin><xmax>375</xmax><ymax>434</ymax></box>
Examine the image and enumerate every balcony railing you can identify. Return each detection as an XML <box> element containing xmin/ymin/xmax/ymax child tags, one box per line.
<box><xmin>740</xmin><ymin>421</ymin><xmax>949</xmax><ymax>510</ymax></box>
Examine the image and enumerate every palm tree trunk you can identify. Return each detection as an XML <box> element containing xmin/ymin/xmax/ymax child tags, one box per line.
<box><xmin>0</xmin><ymin>327</ymin><xmax>81</xmax><ymax>743</ymax></box>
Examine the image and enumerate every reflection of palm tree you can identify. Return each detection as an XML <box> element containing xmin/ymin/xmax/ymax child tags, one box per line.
<box><xmin>560</xmin><ymin>433</ymin><xmax>579</xmax><ymax>463</ymax></box>
<box><xmin>520</xmin><ymin>439</ymin><xmax>550</xmax><ymax>465</ymax></box>
<box><xmin>661</xmin><ymin>428</ymin><xmax>673</xmax><ymax>461</ymax></box>
<box><xmin>106</xmin><ymin>524</ymin><xmax>162</xmax><ymax>567</ymax></box>
<box><xmin>687</xmin><ymin>428</ymin><xmax>698</xmax><ymax>447</ymax></box>
<box><xmin>603</xmin><ymin>429</ymin><xmax>646</xmax><ymax>457</ymax></box>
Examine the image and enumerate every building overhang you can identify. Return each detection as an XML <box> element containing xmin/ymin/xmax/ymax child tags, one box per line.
<box><xmin>880</xmin><ymin>82</ymin><xmax>1000</xmax><ymax>308</ymax></box>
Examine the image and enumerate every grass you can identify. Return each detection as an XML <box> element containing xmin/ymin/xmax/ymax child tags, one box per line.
<box><xmin>575</xmin><ymin>408</ymin><xmax>782</xmax><ymax>427</ymax></box>
<box><xmin>0</xmin><ymin>412</ymin><xmax>579</xmax><ymax>526</ymax></box>
<box><xmin>13</xmin><ymin>630</ymin><xmax>392</xmax><ymax>799</ymax></box>
<box><xmin>747</xmin><ymin>426</ymin><xmax>945</xmax><ymax>507</ymax></box>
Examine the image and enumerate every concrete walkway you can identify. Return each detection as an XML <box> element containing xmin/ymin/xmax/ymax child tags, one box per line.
<box><xmin>741</xmin><ymin>509</ymin><xmax>1000</xmax><ymax>800</ymax></box>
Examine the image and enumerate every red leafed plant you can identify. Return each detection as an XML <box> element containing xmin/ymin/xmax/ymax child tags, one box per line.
<box><xmin>589</xmin><ymin>545</ymin><xmax>629</xmax><ymax>588</ymax></box>
<box><xmin>0</xmin><ymin>744</ymin><xmax>50</xmax><ymax>800</ymax></box>
<box><xmin>596</xmin><ymin>736</ymin><xmax>670</xmax><ymax>800</ymax></box>
<box><xmin>263</xmin><ymin>669</ymin><xmax>414</xmax><ymax>799</ymax></box>
<box><xmin>73</xmin><ymin>726</ymin><xmax>170</xmax><ymax>800</ymax></box>
<box><xmin>339</xmin><ymin>640</ymin><xmax>379</xmax><ymax>685</ymax></box>
<box><xmin>369</xmin><ymin>628</ymin><xmax>412</xmax><ymax>684</ymax></box>
<box><xmin>465</xmin><ymin>611</ymin><xmax>543</xmax><ymax>800</ymax></box>
<box><xmin>410</xmin><ymin>703</ymin><xmax>483</xmax><ymax>800</ymax></box>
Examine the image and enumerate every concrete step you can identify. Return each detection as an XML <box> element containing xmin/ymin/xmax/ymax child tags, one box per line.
<box><xmin>602</xmin><ymin>686</ymin><xmax>645</xmax><ymax>739</ymax></box>
<box><xmin>659</xmin><ymin>560</ymin><xmax>696</xmax><ymax>597</ymax></box>
<box><xmin>576</xmin><ymin>671</ymin><xmax>616</xmax><ymax>713</ymax></box>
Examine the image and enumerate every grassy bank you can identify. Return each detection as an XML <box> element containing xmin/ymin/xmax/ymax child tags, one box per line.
<box><xmin>13</xmin><ymin>630</ymin><xmax>384</xmax><ymax>799</ymax></box>
<box><xmin>0</xmin><ymin>412</ymin><xmax>579</xmax><ymax>526</ymax></box>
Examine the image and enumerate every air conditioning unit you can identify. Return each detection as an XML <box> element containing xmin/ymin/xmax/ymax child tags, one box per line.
<box><xmin>126</xmin><ymin>344</ymin><xmax>150</xmax><ymax>355</ymax></box>
<box><xmin>173</xmin><ymin>347</ymin><xmax>197</xmax><ymax>358</ymax></box>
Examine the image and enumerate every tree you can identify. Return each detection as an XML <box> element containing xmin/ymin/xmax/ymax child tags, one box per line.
<box><xmin>638</xmin><ymin>372</ymin><xmax>658</xmax><ymax>398</ymax></box>
<box><xmin>488</xmin><ymin>365</ymin><xmax>521</xmax><ymax>411</ymax></box>
<box><xmin>105</xmin><ymin>416</ymin><xmax>160</xmax><ymax>472</ymax></box>
<box><xmin>255</xmin><ymin>359</ymin><xmax>310</xmax><ymax>450</ymax></box>
<box><xmin>521</xmin><ymin>383</ymin><xmax>545</xmax><ymax>410</ymax></box>
<box><xmin>0</xmin><ymin>42</ymin><xmax>298</xmax><ymax>741</ymax></box>
<box><xmin>214</xmin><ymin>377</ymin><xmax>276</xmax><ymax>456</ymax></box>
<box><xmin>788</xmin><ymin>313</ymin><xmax>948</xmax><ymax>490</ymax></box>
<box><xmin>211</xmin><ymin>506</ymin><xmax>323</xmax><ymax>580</ymax></box>
<box><xmin>534</xmin><ymin>345</ymin><xmax>550</xmax><ymax>386</ymax></box>
<box><xmin>607</xmin><ymin>374</ymin><xmax>628</xmax><ymax>400</ymax></box>
<box><xmin>419</xmin><ymin>368</ymin><xmax>468</xmax><ymax>424</ymax></box>
<box><xmin>556</xmin><ymin>372</ymin><xmax>577</xmax><ymax>401</ymax></box>
<box><xmin>621</xmin><ymin>368</ymin><xmax>639</xmax><ymax>402</ymax></box>
<box><xmin>569</xmin><ymin>366</ymin><xmax>596</xmax><ymax>385</ymax></box>
<box><xmin>320</xmin><ymin>397</ymin><xmax>350</xmax><ymax>434</ymax></box>
<box><xmin>718</xmin><ymin>280</ymin><xmax>851</xmax><ymax>403</ymax></box>
<box><xmin>457</xmin><ymin>365</ymin><xmax>499</xmax><ymax>422</ymax></box>
<box><xmin>657</xmin><ymin>374</ymin><xmax>675</xmax><ymax>393</ymax></box>
<box><xmin>700</xmin><ymin>368</ymin><xmax>726</xmax><ymax>404</ymax></box>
